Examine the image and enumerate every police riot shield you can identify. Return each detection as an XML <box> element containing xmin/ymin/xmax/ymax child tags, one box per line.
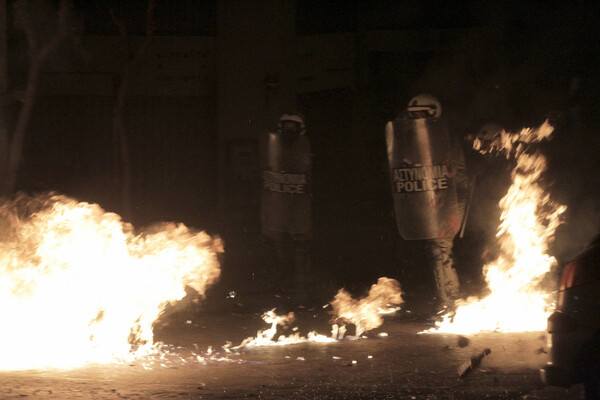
<box><xmin>386</xmin><ymin>117</ymin><xmax>461</xmax><ymax>240</ymax></box>
<box><xmin>260</xmin><ymin>131</ymin><xmax>312</xmax><ymax>240</ymax></box>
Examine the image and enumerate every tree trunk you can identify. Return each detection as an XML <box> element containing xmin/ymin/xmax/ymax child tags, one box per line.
<box><xmin>2</xmin><ymin>0</ymin><xmax>72</xmax><ymax>197</ymax></box>
<box><xmin>0</xmin><ymin>0</ymin><xmax>8</xmax><ymax>194</ymax></box>
<box><xmin>113</xmin><ymin>84</ymin><xmax>132</xmax><ymax>220</ymax></box>
<box><xmin>3</xmin><ymin>57</ymin><xmax>42</xmax><ymax>196</ymax></box>
<box><xmin>110</xmin><ymin>0</ymin><xmax>154</xmax><ymax>221</ymax></box>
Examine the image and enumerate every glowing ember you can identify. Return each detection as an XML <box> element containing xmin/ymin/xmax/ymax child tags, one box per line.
<box><xmin>330</xmin><ymin>277</ymin><xmax>403</xmax><ymax>337</ymax></box>
<box><xmin>133</xmin><ymin>344</ymin><xmax>241</xmax><ymax>370</ymax></box>
<box><xmin>429</xmin><ymin>120</ymin><xmax>565</xmax><ymax>334</ymax></box>
<box><xmin>0</xmin><ymin>194</ymin><xmax>222</xmax><ymax>370</ymax></box>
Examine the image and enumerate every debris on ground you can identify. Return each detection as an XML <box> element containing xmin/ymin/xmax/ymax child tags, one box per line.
<box><xmin>457</xmin><ymin>348</ymin><xmax>491</xmax><ymax>377</ymax></box>
<box><xmin>457</xmin><ymin>336</ymin><xmax>470</xmax><ymax>348</ymax></box>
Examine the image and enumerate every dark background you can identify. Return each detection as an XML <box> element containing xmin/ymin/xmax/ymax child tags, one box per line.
<box><xmin>5</xmin><ymin>0</ymin><xmax>600</xmax><ymax>297</ymax></box>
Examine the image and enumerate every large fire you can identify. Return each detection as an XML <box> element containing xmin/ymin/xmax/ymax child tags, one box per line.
<box><xmin>0</xmin><ymin>192</ymin><xmax>403</xmax><ymax>369</ymax></box>
<box><xmin>0</xmin><ymin>193</ymin><xmax>222</xmax><ymax>370</ymax></box>
<box><xmin>4</xmin><ymin>122</ymin><xmax>558</xmax><ymax>370</ymax></box>
<box><xmin>430</xmin><ymin>120</ymin><xmax>566</xmax><ymax>334</ymax></box>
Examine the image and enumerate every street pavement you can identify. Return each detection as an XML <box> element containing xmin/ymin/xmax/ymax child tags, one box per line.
<box><xmin>0</xmin><ymin>295</ymin><xmax>587</xmax><ymax>399</ymax></box>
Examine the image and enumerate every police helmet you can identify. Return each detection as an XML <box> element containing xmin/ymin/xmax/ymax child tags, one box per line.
<box><xmin>278</xmin><ymin>113</ymin><xmax>306</xmax><ymax>135</ymax></box>
<box><xmin>407</xmin><ymin>94</ymin><xmax>442</xmax><ymax>119</ymax></box>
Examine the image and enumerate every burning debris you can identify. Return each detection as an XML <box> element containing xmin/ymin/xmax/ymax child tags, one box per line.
<box><xmin>0</xmin><ymin>193</ymin><xmax>222</xmax><ymax>370</ymax></box>
<box><xmin>427</xmin><ymin>120</ymin><xmax>566</xmax><ymax>334</ymax></box>
<box><xmin>132</xmin><ymin>343</ymin><xmax>242</xmax><ymax>370</ymax></box>
<box><xmin>234</xmin><ymin>277</ymin><xmax>403</xmax><ymax>348</ymax></box>
<box><xmin>472</xmin><ymin>120</ymin><xmax>554</xmax><ymax>157</ymax></box>
<box><xmin>329</xmin><ymin>277</ymin><xmax>404</xmax><ymax>337</ymax></box>
<box><xmin>234</xmin><ymin>309</ymin><xmax>336</xmax><ymax>348</ymax></box>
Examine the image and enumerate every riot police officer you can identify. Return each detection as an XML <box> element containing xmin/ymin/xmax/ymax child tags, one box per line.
<box><xmin>260</xmin><ymin>113</ymin><xmax>312</xmax><ymax>303</ymax></box>
<box><xmin>386</xmin><ymin>94</ymin><xmax>469</xmax><ymax>310</ymax></box>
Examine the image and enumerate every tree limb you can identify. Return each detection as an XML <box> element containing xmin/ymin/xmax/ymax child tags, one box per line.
<box><xmin>109</xmin><ymin>0</ymin><xmax>155</xmax><ymax>219</ymax></box>
<box><xmin>39</xmin><ymin>0</ymin><xmax>72</xmax><ymax>62</ymax></box>
<box><xmin>13</xmin><ymin>1</ymin><xmax>38</xmax><ymax>57</ymax></box>
<box><xmin>136</xmin><ymin>0</ymin><xmax>155</xmax><ymax>59</ymax></box>
<box><xmin>108</xmin><ymin>7</ymin><xmax>130</xmax><ymax>59</ymax></box>
<box><xmin>3</xmin><ymin>0</ymin><xmax>73</xmax><ymax>195</ymax></box>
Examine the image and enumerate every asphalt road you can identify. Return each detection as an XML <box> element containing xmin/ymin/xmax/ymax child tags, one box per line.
<box><xmin>0</xmin><ymin>301</ymin><xmax>587</xmax><ymax>400</ymax></box>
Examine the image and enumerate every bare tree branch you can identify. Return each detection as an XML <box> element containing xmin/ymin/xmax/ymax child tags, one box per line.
<box><xmin>3</xmin><ymin>0</ymin><xmax>73</xmax><ymax>195</ymax></box>
<box><xmin>109</xmin><ymin>0</ymin><xmax>155</xmax><ymax>219</ymax></box>
<box><xmin>108</xmin><ymin>7</ymin><xmax>130</xmax><ymax>59</ymax></box>
<box><xmin>137</xmin><ymin>0</ymin><xmax>155</xmax><ymax>58</ymax></box>
<box><xmin>39</xmin><ymin>0</ymin><xmax>72</xmax><ymax>62</ymax></box>
<box><xmin>13</xmin><ymin>1</ymin><xmax>38</xmax><ymax>57</ymax></box>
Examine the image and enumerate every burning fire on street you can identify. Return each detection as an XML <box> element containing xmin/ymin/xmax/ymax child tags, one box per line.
<box><xmin>0</xmin><ymin>193</ymin><xmax>222</xmax><ymax>370</ymax></box>
<box><xmin>235</xmin><ymin>277</ymin><xmax>403</xmax><ymax>348</ymax></box>
<box><xmin>0</xmin><ymin>192</ymin><xmax>403</xmax><ymax>370</ymax></box>
<box><xmin>0</xmin><ymin>121</ymin><xmax>561</xmax><ymax>370</ymax></box>
<box><xmin>428</xmin><ymin>120</ymin><xmax>566</xmax><ymax>334</ymax></box>
<box><xmin>138</xmin><ymin>279</ymin><xmax>403</xmax><ymax>370</ymax></box>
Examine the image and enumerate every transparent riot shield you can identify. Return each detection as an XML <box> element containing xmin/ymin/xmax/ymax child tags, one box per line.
<box><xmin>260</xmin><ymin>131</ymin><xmax>312</xmax><ymax>239</ymax></box>
<box><xmin>385</xmin><ymin>117</ymin><xmax>460</xmax><ymax>240</ymax></box>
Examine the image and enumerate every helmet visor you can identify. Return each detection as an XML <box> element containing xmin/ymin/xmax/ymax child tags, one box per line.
<box><xmin>407</xmin><ymin>104</ymin><xmax>438</xmax><ymax>119</ymax></box>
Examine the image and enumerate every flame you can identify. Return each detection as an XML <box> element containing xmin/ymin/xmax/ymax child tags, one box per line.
<box><xmin>329</xmin><ymin>277</ymin><xmax>403</xmax><ymax>337</ymax></box>
<box><xmin>235</xmin><ymin>277</ymin><xmax>402</xmax><ymax>348</ymax></box>
<box><xmin>429</xmin><ymin>120</ymin><xmax>565</xmax><ymax>334</ymax></box>
<box><xmin>0</xmin><ymin>193</ymin><xmax>222</xmax><ymax>370</ymax></box>
<box><xmin>235</xmin><ymin>309</ymin><xmax>336</xmax><ymax>348</ymax></box>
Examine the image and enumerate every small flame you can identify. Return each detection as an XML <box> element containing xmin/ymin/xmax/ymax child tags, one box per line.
<box><xmin>235</xmin><ymin>309</ymin><xmax>335</xmax><ymax>348</ymax></box>
<box><xmin>0</xmin><ymin>194</ymin><xmax>222</xmax><ymax>370</ymax></box>
<box><xmin>473</xmin><ymin>120</ymin><xmax>554</xmax><ymax>157</ymax></box>
<box><xmin>330</xmin><ymin>277</ymin><xmax>403</xmax><ymax>337</ymax></box>
<box><xmin>235</xmin><ymin>277</ymin><xmax>402</xmax><ymax>348</ymax></box>
<box><xmin>429</xmin><ymin>120</ymin><xmax>565</xmax><ymax>334</ymax></box>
